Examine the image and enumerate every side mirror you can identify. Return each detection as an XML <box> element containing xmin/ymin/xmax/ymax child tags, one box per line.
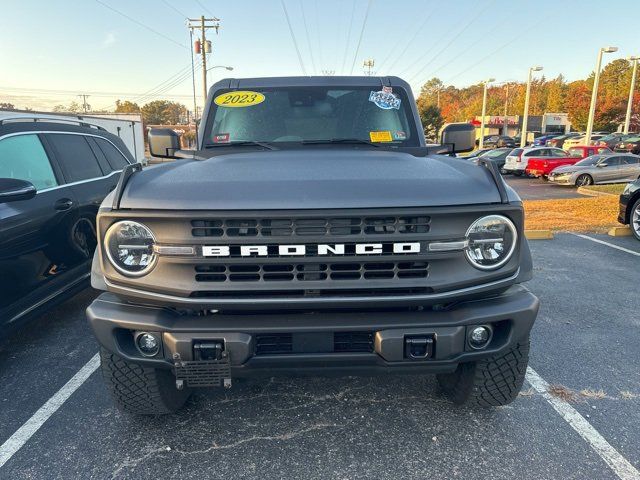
<box><xmin>439</xmin><ymin>123</ymin><xmax>476</xmax><ymax>154</ymax></box>
<box><xmin>148</xmin><ymin>128</ymin><xmax>182</xmax><ymax>159</ymax></box>
<box><xmin>0</xmin><ymin>178</ymin><xmax>37</xmax><ymax>203</ymax></box>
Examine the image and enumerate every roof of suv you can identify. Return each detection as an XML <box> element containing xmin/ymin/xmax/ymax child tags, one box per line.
<box><xmin>210</xmin><ymin>75</ymin><xmax>412</xmax><ymax>90</ymax></box>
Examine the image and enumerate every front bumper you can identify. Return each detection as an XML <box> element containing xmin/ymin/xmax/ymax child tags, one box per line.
<box><xmin>87</xmin><ymin>285</ymin><xmax>539</xmax><ymax>379</ymax></box>
<box><xmin>548</xmin><ymin>175</ymin><xmax>573</xmax><ymax>185</ymax></box>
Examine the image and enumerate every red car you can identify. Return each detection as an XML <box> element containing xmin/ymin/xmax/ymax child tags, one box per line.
<box><xmin>526</xmin><ymin>145</ymin><xmax>611</xmax><ymax>178</ymax></box>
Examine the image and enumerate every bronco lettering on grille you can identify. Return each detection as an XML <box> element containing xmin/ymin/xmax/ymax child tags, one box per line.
<box><xmin>202</xmin><ymin>242</ymin><xmax>421</xmax><ymax>257</ymax></box>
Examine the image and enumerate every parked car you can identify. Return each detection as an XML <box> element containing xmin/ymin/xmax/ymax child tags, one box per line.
<box><xmin>474</xmin><ymin>135</ymin><xmax>515</xmax><ymax>148</ymax></box>
<box><xmin>462</xmin><ymin>147</ymin><xmax>494</xmax><ymax>159</ymax></box>
<box><xmin>526</xmin><ymin>145</ymin><xmax>611</xmax><ymax>179</ymax></box>
<box><xmin>548</xmin><ymin>153</ymin><xmax>640</xmax><ymax>186</ymax></box>
<box><xmin>596</xmin><ymin>133</ymin><xmax>636</xmax><ymax>149</ymax></box>
<box><xmin>477</xmin><ymin>147</ymin><xmax>513</xmax><ymax>171</ymax></box>
<box><xmin>618</xmin><ymin>178</ymin><xmax>640</xmax><ymax>241</ymax></box>
<box><xmin>0</xmin><ymin>117</ymin><xmax>135</xmax><ymax>336</ymax></box>
<box><xmin>503</xmin><ymin>147</ymin><xmax>568</xmax><ymax>175</ymax></box>
<box><xmin>547</xmin><ymin>132</ymin><xmax>582</xmax><ymax>148</ymax></box>
<box><xmin>533</xmin><ymin>133</ymin><xmax>563</xmax><ymax>146</ymax></box>
<box><xmin>563</xmin><ymin>134</ymin><xmax>607</xmax><ymax>149</ymax></box>
<box><xmin>613</xmin><ymin>135</ymin><xmax>640</xmax><ymax>154</ymax></box>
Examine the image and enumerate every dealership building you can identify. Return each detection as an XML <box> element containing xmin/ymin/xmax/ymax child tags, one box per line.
<box><xmin>473</xmin><ymin>113</ymin><xmax>571</xmax><ymax>139</ymax></box>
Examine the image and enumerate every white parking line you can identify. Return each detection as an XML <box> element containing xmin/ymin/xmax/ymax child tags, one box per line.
<box><xmin>526</xmin><ymin>367</ymin><xmax>640</xmax><ymax>480</ymax></box>
<box><xmin>570</xmin><ymin>233</ymin><xmax>640</xmax><ymax>257</ymax></box>
<box><xmin>0</xmin><ymin>353</ymin><xmax>99</xmax><ymax>469</ymax></box>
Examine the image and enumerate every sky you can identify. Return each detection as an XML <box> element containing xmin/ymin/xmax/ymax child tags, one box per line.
<box><xmin>1</xmin><ymin>0</ymin><xmax>639</xmax><ymax>112</ymax></box>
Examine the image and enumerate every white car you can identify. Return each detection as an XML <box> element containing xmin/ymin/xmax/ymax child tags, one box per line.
<box><xmin>503</xmin><ymin>147</ymin><xmax>567</xmax><ymax>175</ymax></box>
<box><xmin>563</xmin><ymin>134</ymin><xmax>606</xmax><ymax>149</ymax></box>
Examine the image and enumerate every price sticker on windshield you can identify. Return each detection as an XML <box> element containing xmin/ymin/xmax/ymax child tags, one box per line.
<box><xmin>214</xmin><ymin>91</ymin><xmax>265</xmax><ymax>107</ymax></box>
<box><xmin>369</xmin><ymin>131</ymin><xmax>393</xmax><ymax>142</ymax></box>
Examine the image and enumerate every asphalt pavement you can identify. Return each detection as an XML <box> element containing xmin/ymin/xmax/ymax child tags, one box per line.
<box><xmin>504</xmin><ymin>175</ymin><xmax>583</xmax><ymax>200</ymax></box>
<box><xmin>0</xmin><ymin>234</ymin><xmax>638</xmax><ymax>479</ymax></box>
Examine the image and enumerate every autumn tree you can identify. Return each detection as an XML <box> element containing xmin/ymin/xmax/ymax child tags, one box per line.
<box><xmin>115</xmin><ymin>100</ymin><xmax>141</xmax><ymax>114</ymax></box>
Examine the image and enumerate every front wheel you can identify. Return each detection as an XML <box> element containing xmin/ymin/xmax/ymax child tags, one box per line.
<box><xmin>575</xmin><ymin>174</ymin><xmax>593</xmax><ymax>187</ymax></box>
<box><xmin>100</xmin><ymin>348</ymin><xmax>192</xmax><ymax>415</ymax></box>
<box><xmin>436</xmin><ymin>337</ymin><xmax>530</xmax><ymax>407</ymax></box>
<box><xmin>631</xmin><ymin>198</ymin><xmax>640</xmax><ymax>241</ymax></box>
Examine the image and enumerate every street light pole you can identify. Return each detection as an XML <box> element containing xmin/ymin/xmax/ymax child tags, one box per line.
<box><xmin>585</xmin><ymin>46</ymin><xmax>618</xmax><ymax>145</ymax></box>
<box><xmin>479</xmin><ymin>78</ymin><xmax>495</xmax><ymax>150</ymax></box>
<box><xmin>520</xmin><ymin>66</ymin><xmax>543</xmax><ymax>148</ymax></box>
<box><xmin>624</xmin><ymin>56</ymin><xmax>639</xmax><ymax>135</ymax></box>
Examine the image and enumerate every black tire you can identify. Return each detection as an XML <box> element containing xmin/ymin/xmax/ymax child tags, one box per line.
<box><xmin>513</xmin><ymin>171</ymin><xmax>523</xmax><ymax>177</ymax></box>
<box><xmin>100</xmin><ymin>348</ymin><xmax>191</xmax><ymax>415</ymax></box>
<box><xmin>575</xmin><ymin>174</ymin><xmax>593</xmax><ymax>187</ymax></box>
<box><xmin>436</xmin><ymin>337</ymin><xmax>530</xmax><ymax>407</ymax></box>
<box><xmin>631</xmin><ymin>198</ymin><xmax>640</xmax><ymax>242</ymax></box>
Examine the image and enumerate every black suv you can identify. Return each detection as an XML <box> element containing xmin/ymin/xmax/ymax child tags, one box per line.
<box><xmin>0</xmin><ymin>117</ymin><xmax>134</xmax><ymax>335</ymax></box>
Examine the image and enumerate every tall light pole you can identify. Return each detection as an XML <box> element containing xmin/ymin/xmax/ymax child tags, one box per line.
<box><xmin>520</xmin><ymin>66</ymin><xmax>543</xmax><ymax>147</ymax></box>
<box><xmin>585</xmin><ymin>46</ymin><xmax>618</xmax><ymax>145</ymax></box>
<box><xmin>479</xmin><ymin>78</ymin><xmax>495</xmax><ymax>149</ymax></box>
<box><xmin>207</xmin><ymin>65</ymin><xmax>234</xmax><ymax>72</ymax></box>
<box><xmin>624</xmin><ymin>56</ymin><xmax>639</xmax><ymax>134</ymax></box>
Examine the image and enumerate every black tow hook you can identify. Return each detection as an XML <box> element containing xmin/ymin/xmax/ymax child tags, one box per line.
<box><xmin>404</xmin><ymin>336</ymin><xmax>434</xmax><ymax>360</ymax></box>
<box><xmin>194</xmin><ymin>341</ymin><xmax>224</xmax><ymax>360</ymax></box>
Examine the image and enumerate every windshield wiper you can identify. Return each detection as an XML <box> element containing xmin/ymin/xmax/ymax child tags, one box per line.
<box><xmin>301</xmin><ymin>138</ymin><xmax>380</xmax><ymax>147</ymax></box>
<box><xmin>205</xmin><ymin>141</ymin><xmax>277</xmax><ymax>150</ymax></box>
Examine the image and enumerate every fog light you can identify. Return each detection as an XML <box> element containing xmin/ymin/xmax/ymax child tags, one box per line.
<box><xmin>469</xmin><ymin>326</ymin><xmax>492</xmax><ymax>349</ymax></box>
<box><xmin>136</xmin><ymin>332</ymin><xmax>159</xmax><ymax>357</ymax></box>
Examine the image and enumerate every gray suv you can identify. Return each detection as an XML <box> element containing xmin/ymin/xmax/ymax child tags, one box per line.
<box><xmin>86</xmin><ymin>76</ymin><xmax>539</xmax><ymax>415</ymax></box>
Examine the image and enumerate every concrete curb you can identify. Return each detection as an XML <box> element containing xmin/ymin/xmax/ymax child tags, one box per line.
<box><xmin>607</xmin><ymin>226</ymin><xmax>632</xmax><ymax>237</ymax></box>
<box><xmin>577</xmin><ymin>187</ymin><xmax>617</xmax><ymax>197</ymax></box>
<box><xmin>525</xmin><ymin>230</ymin><xmax>554</xmax><ymax>240</ymax></box>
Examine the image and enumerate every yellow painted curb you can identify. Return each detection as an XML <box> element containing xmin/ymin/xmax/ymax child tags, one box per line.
<box><xmin>607</xmin><ymin>226</ymin><xmax>632</xmax><ymax>237</ymax></box>
<box><xmin>525</xmin><ymin>230</ymin><xmax>554</xmax><ymax>240</ymax></box>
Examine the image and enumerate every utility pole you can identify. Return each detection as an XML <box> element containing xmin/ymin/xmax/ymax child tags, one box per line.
<box><xmin>187</xmin><ymin>16</ymin><xmax>220</xmax><ymax>104</ymax></box>
<box><xmin>437</xmin><ymin>88</ymin><xmax>440</xmax><ymax>109</ymax></box>
<box><xmin>503</xmin><ymin>84</ymin><xmax>509</xmax><ymax>136</ymax></box>
<box><xmin>521</xmin><ymin>67</ymin><xmax>543</xmax><ymax>147</ymax></box>
<box><xmin>624</xmin><ymin>56</ymin><xmax>639</xmax><ymax>134</ymax></box>
<box><xmin>78</xmin><ymin>94</ymin><xmax>90</xmax><ymax>113</ymax></box>
<box><xmin>479</xmin><ymin>78</ymin><xmax>494</xmax><ymax>150</ymax></box>
<box><xmin>363</xmin><ymin>59</ymin><xmax>375</xmax><ymax>76</ymax></box>
<box><xmin>585</xmin><ymin>46</ymin><xmax>617</xmax><ymax>145</ymax></box>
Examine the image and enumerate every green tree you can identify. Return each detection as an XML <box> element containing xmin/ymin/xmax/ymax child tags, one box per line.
<box><xmin>417</xmin><ymin>104</ymin><xmax>443</xmax><ymax>140</ymax></box>
<box><xmin>141</xmin><ymin>100</ymin><xmax>186</xmax><ymax>125</ymax></box>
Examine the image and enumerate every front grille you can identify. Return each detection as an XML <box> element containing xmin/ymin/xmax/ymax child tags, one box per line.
<box><xmin>191</xmin><ymin>215</ymin><xmax>430</xmax><ymax>238</ymax></box>
<box><xmin>195</xmin><ymin>261</ymin><xmax>428</xmax><ymax>283</ymax></box>
<box><xmin>254</xmin><ymin>332</ymin><xmax>374</xmax><ymax>355</ymax></box>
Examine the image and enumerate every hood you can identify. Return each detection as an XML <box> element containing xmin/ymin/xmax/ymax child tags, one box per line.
<box><xmin>552</xmin><ymin>164</ymin><xmax>587</xmax><ymax>174</ymax></box>
<box><xmin>118</xmin><ymin>149</ymin><xmax>503</xmax><ymax>210</ymax></box>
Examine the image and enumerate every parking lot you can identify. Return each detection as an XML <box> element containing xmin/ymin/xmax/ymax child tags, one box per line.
<box><xmin>504</xmin><ymin>175</ymin><xmax>583</xmax><ymax>200</ymax></box>
<box><xmin>0</xmin><ymin>233</ymin><xmax>638</xmax><ymax>479</ymax></box>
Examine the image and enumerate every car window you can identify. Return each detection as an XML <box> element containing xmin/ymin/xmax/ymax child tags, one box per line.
<box><xmin>47</xmin><ymin>133</ymin><xmax>104</xmax><ymax>183</ymax></box>
<box><xmin>567</xmin><ymin>148</ymin><xmax>583</xmax><ymax>157</ymax></box>
<box><xmin>621</xmin><ymin>156</ymin><xmax>639</xmax><ymax>165</ymax></box>
<box><xmin>0</xmin><ymin>134</ymin><xmax>58</xmax><ymax>190</ymax></box>
<box><xmin>94</xmin><ymin>137</ymin><xmax>130</xmax><ymax>170</ymax></box>
<box><xmin>525</xmin><ymin>149</ymin><xmax>542</xmax><ymax>157</ymax></box>
<box><xmin>602</xmin><ymin>157</ymin><xmax>621</xmax><ymax>166</ymax></box>
<box><xmin>509</xmin><ymin>148</ymin><xmax>523</xmax><ymax>157</ymax></box>
<box><xmin>551</xmin><ymin>148</ymin><xmax>566</xmax><ymax>156</ymax></box>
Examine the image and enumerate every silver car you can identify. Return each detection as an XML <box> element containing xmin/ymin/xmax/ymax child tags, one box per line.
<box><xmin>548</xmin><ymin>153</ymin><xmax>640</xmax><ymax>186</ymax></box>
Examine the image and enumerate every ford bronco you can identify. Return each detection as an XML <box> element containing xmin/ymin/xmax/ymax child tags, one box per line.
<box><xmin>86</xmin><ymin>76</ymin><xmax>539</xmax><ymax>414</ymax></box>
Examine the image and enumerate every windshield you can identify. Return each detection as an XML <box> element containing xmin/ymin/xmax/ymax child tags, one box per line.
<box><xmin>625</xmin><ymin>136</ymin><xmax>640</xmax><ymax>142</ymax></box>
<box><xmin>482</xmin><ymin>148</ymin><xmax>510</xmax><ymax>158</ymax></box>
<box><xmin>575</xmin><ymin>155</ymin><xmax>605</xmax><ymax>166</ymax></box>
<box><xmin>205</xmin><ymin>86</ymin><xmax>419</xmax><ymax>147</ymax></box>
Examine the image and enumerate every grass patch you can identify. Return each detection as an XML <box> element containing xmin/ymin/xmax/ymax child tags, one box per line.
<box><xmin>580</xmin><ymin>389</ymin><xmax>607</xmax><ymax>399</ymax></box>
<box><xmin>579</xmin><ymin>183</ymin><xmax>627</xmax><ymax>195</ymax></box>
<box><xmin>548</xmin><ymin>384</ymin><xmax>577</xmax><ymax>403</ymax></box>
<box><xmin>524</xmin><ymin>196</ymin><xmax>620</xmax><ymax>232</ymax></box>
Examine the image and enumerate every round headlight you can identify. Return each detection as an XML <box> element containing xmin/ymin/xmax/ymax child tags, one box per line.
<box><xmin>104</xmin><ymin>220</ymin><xmax>157</xmax><ymax>276</ymax></box>
<box><xmin>465</xmin><ymin>215</ymin><xmax>517</xmax><ymax>270</ymax></box>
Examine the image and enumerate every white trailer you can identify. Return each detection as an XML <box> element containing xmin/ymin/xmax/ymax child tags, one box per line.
<box><xmin>0</xmin><ymin>110</ymin><xmax>145</xmax><ymax>163</ymax></box>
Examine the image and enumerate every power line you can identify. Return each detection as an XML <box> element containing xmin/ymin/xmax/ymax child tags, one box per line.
<box><xmin>340</xmin><ymin>0</ymin><xmax>357</xmax><ymax>75</ymax></box>
<box><xmin>407</xmin><ymin>0</ymin><xmax>493</xmax><ymax>83</ymax></box>
<box><xmin>94</xmin><ymin>0</ymin><xmax>188</xmax><ymax>49</ymax></box>
<box><xmin>280</xmin><ymin>0</ymin><xmax>307</xmax><ymax>75</ymax></box>
<box><xmin>443</xmin><ymin>13</ymin><xmax>555</xmax><ymax>86</ymax></box>
<box><xmin>193</xmin><ymin>0</ymin><xmax>217</xmax><ymax>19</ymax></box>
<box><xmin>300</xmin><ymin>0</ymin><xmax>317</xmax><ymax>75</ymax></box>
<box><xmin>378</xmin><ymin>4</ymin><xmax>437</xmax><ymax>73</ymax></box>
<box><xmin>349</xmin><ymin>0</ymin><xmax>373</xmax><ymax>75</ymax></box>
<box><xmin>160</xmin><ymin>0</ymin><xmax>189</xmax><ymax>19</ymax></box>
